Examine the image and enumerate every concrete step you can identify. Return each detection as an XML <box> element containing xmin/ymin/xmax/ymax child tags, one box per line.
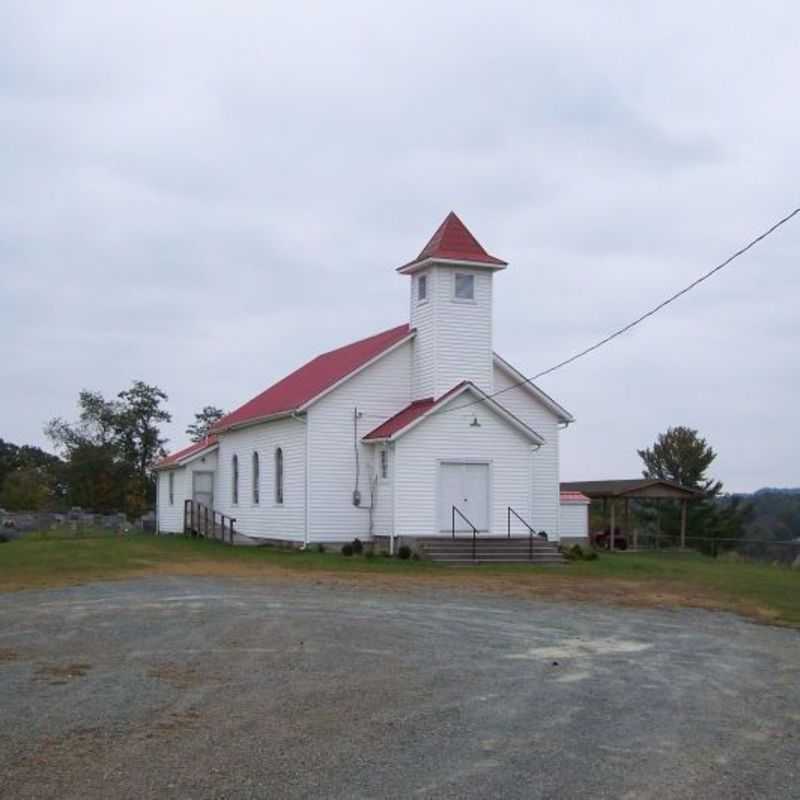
<box><xmin>436</xmin><ymin>558</ymin><xmax>567</xmax><ymax>567</ymax></box>
<box><xmin>425</xmin><ymin>553</ymin><xmax>562</xmax><ymax>560</ymax></box>
<box><xmin>423</xmin><ymin>543</ymin><xmax>555</xmax><ymax>551</ymax></box>
<box><xmin>417</xmin><ymin>535</ymin><xmax>565</xmax><ymax>565</ymax></box>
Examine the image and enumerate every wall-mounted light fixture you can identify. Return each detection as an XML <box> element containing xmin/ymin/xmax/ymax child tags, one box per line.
<box><xmin>470</xmin><ymin>416</ymin><xmax>481</xmax><ymax>428</ymax></box>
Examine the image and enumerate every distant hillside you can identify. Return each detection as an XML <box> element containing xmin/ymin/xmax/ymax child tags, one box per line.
<box><xmin>730</xmin><ymin>488</ymin><xmax>800</xmax><ymax>541</ymax></box>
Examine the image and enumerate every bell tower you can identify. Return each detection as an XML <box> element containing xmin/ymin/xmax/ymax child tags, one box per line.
<box><xmin>398</xmin><ymin>212</ymin><xmax>507</xmax><ymax>400</ymax></box>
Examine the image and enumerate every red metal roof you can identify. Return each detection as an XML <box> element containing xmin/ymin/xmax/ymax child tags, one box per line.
<box><xmin>398</xmin><ymin>212</ymin><xmax>507</xmax><ymax>272</ymax></box>
<box><xmin>560</xmin><ymin>490</ymin><xmax>591</xmax><ymax>503</ymax></box>
<box><xmin>363</xmin><ymin>399</ymin><xmax>436</xmax><ymax>441</ymax></box>
<box><xmin>212</xmin><ymin>323</ymin><xmax>413</xmax><ymax>432</ymax></box>
<box><xmin>363</xmin><ymin>382</ymin><xmax>468</xmax><ymax>440</ymax></box>
<box><xmin>156</xmin><ymin>435</ymin><xmax>218</xmax><ymax>469</ymax></box>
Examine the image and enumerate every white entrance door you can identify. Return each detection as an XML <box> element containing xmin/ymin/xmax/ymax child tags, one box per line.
<box><xmin>193</xmin><ymin>472</ymin><xmax>214</xmax><ymax>509</ymax></box>
<box><xmin>439</xmin><ymin>463</ymin><xmax>490</xmax><ymax>533</ymax></box>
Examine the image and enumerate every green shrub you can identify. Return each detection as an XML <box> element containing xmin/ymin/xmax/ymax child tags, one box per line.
<box><xmin>351</xmin><ymin>538</ymin><xmax>364</xmax><ymax>555</ymax></box>
<box><xmin>411</xmin><ymin>552</ymin><xmax>420</xmax><ymax>561</ymax></box>
<box><xmin>364</xmin><ymin>551</ymin><xmax>375</xmax><ymax>560</ymax></box>
<box><xmin>559</xmin><ymin>544</ymin><xmax>598</xmax><ymax>562</ymax></box>
<box><xmin>315</xmin><ymin>543</ymin><xmax>326</xmax><ymax>553</ymax></box>
<box><xmin>397</xmin><ymin>545</ymin><xmax>411</xmax><ymax>560</ymax></box>
<box><xmin>341</xmin><ymin>543</ymin><xmax>354</xmax><ymax>557</ymax></box>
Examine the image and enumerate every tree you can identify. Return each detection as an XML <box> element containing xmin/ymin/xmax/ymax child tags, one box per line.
<box><xmin>45</xmin><ymin>381</ymin><xmax>171</xmax><ymax>516</ymax></box>
<box><xmin>115</xmin><ymin>381</ymin><xmax>171</xmax><ymax>481</ymax></box>
<box><xmin>0</xmin><ymin>438</ymin><xmax>63</xmax><ymax>509</ymax></box>
<box><xmin>0</xmin><ymin>466</ymin><xmax>55</xmax><ymax>510</ymax></box>
<box><xmin>186</xmin><ymin>406</ymin><xmax>225</xmax><ymax>442</ymax></box>
<box><xmin>638</xmin><ymin>426</ymin><xmax>721</xmax><ymax>496</ymax></box>
<box><xmin>637</xmin><ymin>426</ymin><xmax>748</xmax><ymax>554</ymax></box>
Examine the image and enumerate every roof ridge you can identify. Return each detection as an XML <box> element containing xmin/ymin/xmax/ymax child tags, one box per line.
<box><xmin>313</xmin><ymin>322</ymin><xmax>410</xmax><ymax>359</ymax></box>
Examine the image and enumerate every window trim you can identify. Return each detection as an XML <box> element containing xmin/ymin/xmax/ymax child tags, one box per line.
<box><xmin>453</xmin><ymin>272</ymin><xmax>476</xmax><ymax>302</ymax></box>
<box><xmin>232</xmin><ymin>454</ymin><xmax>239</xmax><ymax>505</ymax></box>
<box><xmin>252</xmin><ymin>451</ymin><xmax>260</xmax><ymax>505</ymax></box>
<box><xmin>274</xmin><ymin>447</ymin><xmax>284</xmax><ymax>505</ymax></box>
<box><xmin>417</xmin><ymin>273</ymin><xmax>428</xmax><ymax>304</ymax></box>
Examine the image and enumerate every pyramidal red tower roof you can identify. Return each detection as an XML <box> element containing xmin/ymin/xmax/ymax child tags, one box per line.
<box><xmin>397</xmin><ymin>211</ymin><xmax>507</xmax><ymax>273</ymax></box>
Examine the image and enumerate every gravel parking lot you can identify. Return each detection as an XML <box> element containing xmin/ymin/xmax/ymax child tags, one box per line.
<box><xmin>0</xmin><ymin>577</ymin><xmax>798</xmax><ymax>799</ymax></box>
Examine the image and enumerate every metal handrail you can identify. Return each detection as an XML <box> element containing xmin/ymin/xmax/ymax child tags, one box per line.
<box><xmin>184</xmin><ymin>499</ymin><xmax>236</xmax><ymax>545</ymax></box>
<box><xmin>507</xmin><ymin>507</ymin><xmax>539</xmax><ymax>561</ymax></box>
<box><xmin>452</xmin><ymin>505</ymin><xmax>479</xmax><ymax>561</ymax></box>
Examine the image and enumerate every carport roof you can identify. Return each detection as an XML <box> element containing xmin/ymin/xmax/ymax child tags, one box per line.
<box><xmin>560</xmin><ymin>479</ymin><xmax>703</xmax><ymax>499</ymax></box>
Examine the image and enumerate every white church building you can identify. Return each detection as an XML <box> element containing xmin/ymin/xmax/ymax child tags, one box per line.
<box><xmin>155</xmin><ymin>213</ymin><xmax>588</xmax><ymax>550</ymax></box>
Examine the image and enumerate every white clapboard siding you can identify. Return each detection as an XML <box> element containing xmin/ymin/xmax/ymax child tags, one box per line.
<box><xmin>156</xmin><ymin>450</ymin><xmax>218</xmax><ymax>534</ymax></box>
<box><xmin>432</xmin><ymin>266</ymin><xmax>494</xmax><ymax>397</ymax></box>
<box><xmin>560</xmin><ymin>498</ymin><xmax>589</xmax><ymax>540</ymax></box>
<box><xmin>410</xmin><ymin>271</ymin><xmax>436</xmax><ymax>400</ymax></box>
<box><xmin>157</xmin><ymin>468</ymin><xmax>185</xmax><ymax>533</ymax></box>
<box><xmin>393</xmin><ymin>399</ymin><xmax>533</xmax><ymax>538</ymax></box>
<box><xmin>492</xmin><ymin>362</ymin><xmax>562</xmax><ymax>539</ymax></box>
<box><xmin>215</xmin><ymin>417</ymin><xmax>306</xmax><ymax>541</ymax></box>
<box><xmin>369</xmin><ymin>443</ymin><xmax>394</xmax><ymax>537</ymax></box>
<box><xmin>306</xmin><ymin>341</ymin><xmax>412</xmax><ymax>542</ymax></box>
<box><xmin>408</xmin><ymin>265</ymin><xmax>494</xmax><ymax>399</ymax></box>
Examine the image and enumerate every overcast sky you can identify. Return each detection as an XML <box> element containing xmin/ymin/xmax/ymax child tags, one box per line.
<box><xmin>1</xmin><ymin>2</ymin><xmax>798</xmax><ymax>492</ymax></box>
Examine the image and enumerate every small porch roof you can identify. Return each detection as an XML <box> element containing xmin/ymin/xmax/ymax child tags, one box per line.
<box><xmin>363</xmin><ymin>381</ymin><xmax>545</xmax><ymax>445</ymax></box>
<box><xmin>154</xmin><ymin>436</ymin><xmax>219</xmax><ymax>470</ymax></box>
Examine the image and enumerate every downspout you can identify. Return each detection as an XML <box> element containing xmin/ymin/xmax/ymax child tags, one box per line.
<box><xmin>390</xmin><ymin>440</ymin><xmax>397</xmax><ymax>556</ymax></box>
<box><xmin>291</xmin><ymin>411</ymin><xmax>309</xmax><ymax>549</ymax></box>
<box><xmin>155</xmin><ymin>470</ymin><xmax>160</xmax><ymax>535</ymax></box>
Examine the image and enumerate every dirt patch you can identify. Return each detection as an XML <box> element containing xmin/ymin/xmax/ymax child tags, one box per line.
<box><xmin>0</xmin><ymin>557</ymin><xmax>788</xmax><ymax>627</ymax></box>
<box><xmin>34</xmin><ymin>662</ymin><xmax>92</xmax><ymax>684</ymax></box>
<box><xmin>0</xmin><ymin>648</ymin><xmax>18</xmax><ymax>663</ymax></box>
<box><xmin>154</xmin><ymin>562</ymin><xmax>768</xmax><ymax>621</ymax></box>
<box><xmin>146</xmin><ymin>662</ymin><xmax>210</xmax><ymax>689</ymax></box>
<box><xmin>149</xmin><ymin>709</ymin><xmax>203</xmax><ymax>735</ymax></box>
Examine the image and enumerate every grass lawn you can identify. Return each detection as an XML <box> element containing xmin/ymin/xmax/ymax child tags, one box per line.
<box><xmin>1</xmin><ymin>532</ymin><xmax>799</xmax><ymax>627</ymax></box>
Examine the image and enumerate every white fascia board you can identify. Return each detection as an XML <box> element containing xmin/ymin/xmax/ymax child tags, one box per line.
<box><xmin>297</xmin><ymin>331</ymin><xmax>416</xmax><ymax>412</ymax></box>
<box><xmin>177</xmin><ymin>443</ymin><xmax>219</xmax><ymax>467</ymax></box>
<box><xmin>397</xmin><ymin>257</ymin><xmax>507</xmax><ymax>275</ymax></box>
<box><xmin>493</xmin><ymin>353</ymin><xmax>575</xmax><ymax>423</ymax></box>
<box><xmin>381</xmin><ymin>383</ymin><xmax>546</xmax><ymax>446</ymax></box>
<box><xmin>212</xmin><ymin>411</ymin><xmax>296</xmax><ymax>435</ymax></box>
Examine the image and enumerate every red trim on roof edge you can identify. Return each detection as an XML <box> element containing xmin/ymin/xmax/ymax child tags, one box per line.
<box><xmin>560</xmin><ymin>491</ymin><xmax>590</xmax><ymax>503</ymax></box>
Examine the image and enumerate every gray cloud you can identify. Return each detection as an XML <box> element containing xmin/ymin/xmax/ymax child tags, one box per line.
<box><xmin>1</xmin><ymin>1</ymin><xmax>798</xmax><ymax>492</ymax></box>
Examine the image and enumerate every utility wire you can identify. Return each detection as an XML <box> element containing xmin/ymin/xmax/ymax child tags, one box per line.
<box><xmin>438</xmin><ymin>205</ymin><xmax>800</xmax><ymax>416</ymax></box>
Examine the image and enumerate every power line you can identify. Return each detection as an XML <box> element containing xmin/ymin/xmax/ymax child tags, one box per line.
<box><xmin>438</xmin><ymin>205</ymin><xmax>800</xmax><ymax>416</ymax></box>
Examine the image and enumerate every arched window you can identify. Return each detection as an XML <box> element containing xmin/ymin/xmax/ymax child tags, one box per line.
<box><xmin>274</xmin><ymin>448</ymin><xmax>283</xmax><ymax>505</ymax></box>
<box><xmin>232</xmin><ymin>454</ymin><xmax>239</xmax><ymax>504</ymax></box>
<box><xmin>380</xmin><ymin>448</ymin><xmax>389</xmax><ymax>480</ymax></box>
<box><xmin>252</xmin><ymin>452</ymin><xmax>260</xmax><ymax>504</ymax></box>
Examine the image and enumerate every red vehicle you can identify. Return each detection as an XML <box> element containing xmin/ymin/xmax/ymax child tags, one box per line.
<box><xmin>591</xmin><ymin>526</ymin><xmax>628</xmax><ymax>550</ymax></box>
